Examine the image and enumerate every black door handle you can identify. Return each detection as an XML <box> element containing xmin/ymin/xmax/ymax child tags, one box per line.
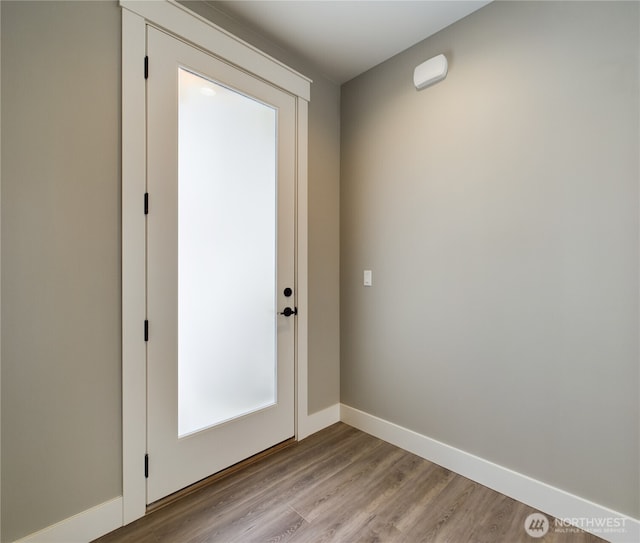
<box><xmin>280</xmin><ymin>307</ymin><xmax>297</xmax><ymax>317</ymax></box>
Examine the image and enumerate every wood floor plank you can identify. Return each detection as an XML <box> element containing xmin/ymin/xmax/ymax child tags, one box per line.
<box><xmin>470</xmin><ymin>492</ymin><xmax>523</xmax><ymax>543</ymax></box>
<box><xmin>222</xmin><ymin>505</ymin><xmax>306</xmax><ymax>543</ymax></box>
<box><xmin>402</xmin><ymin>475</ymin><xmax>480</xmax><ymax>542</ymax></box>
<box><xmin>392</xmin><ymin>464</ymin><xmax>456</xmax><ymax>533</ymax></box>
<box><xmin>291</xmin><ymin>440</ymin><xmax>402</xmax><ymax>521</ymax></box>
<box><xmin>313</xmin><ymin>453</ymin><xmax>438</xmax><ymax>541</ymax></box>
<box><xmin>93</xmin><ymin>423</ymin><xmax>606</xmax><ymax>543</ymax></box>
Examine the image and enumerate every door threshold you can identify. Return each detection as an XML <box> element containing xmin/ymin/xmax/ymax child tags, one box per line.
<box><xmin>146</xmin><ymin>437</ymin><xmax>296</xmax><ymax>514</ymax></box>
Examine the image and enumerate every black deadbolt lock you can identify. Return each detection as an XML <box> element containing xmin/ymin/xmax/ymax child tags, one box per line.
<box><xmin>284</xmin><ymin>287</ymin><xmax>293</xmax><ymax>297</ymax></box>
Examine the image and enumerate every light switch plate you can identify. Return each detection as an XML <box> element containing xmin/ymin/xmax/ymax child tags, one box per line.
<box><xmin>364</xmin><ymin>270</ymin><xmax>372</xmax><ymax>286</ymax></box>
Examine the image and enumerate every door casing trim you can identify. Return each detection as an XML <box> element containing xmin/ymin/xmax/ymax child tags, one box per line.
<box><xmin>121</xmin><ymin>0</ymin><xmax>310</xmax><ymax>524</ymax></box>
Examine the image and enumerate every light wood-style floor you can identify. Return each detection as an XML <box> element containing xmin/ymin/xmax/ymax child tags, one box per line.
<box><xmin>94</xmin><ymin>423</ymin><xmax>604</xmax><ymax>542</ymax></box>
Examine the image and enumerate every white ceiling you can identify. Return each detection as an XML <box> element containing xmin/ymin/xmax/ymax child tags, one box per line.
<box><xmin>212</xmin><ymin>1</ymin><xmax>491</xmax><ymax>83</ymax></box>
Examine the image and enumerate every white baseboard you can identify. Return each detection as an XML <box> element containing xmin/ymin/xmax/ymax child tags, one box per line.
<box><xmin>14</xmin><ymin>497</ymin><xmax>123</xmax><ymax>543</ymax></box>
<box><xmin>298</xmin><ymin>403</ymin><xmax>340</xmax><ymax>440</ymax></box>
<box><xmin>340</xmin><ymin>404</ymin><xmax>640</xmax><ymax>543</ymax></box>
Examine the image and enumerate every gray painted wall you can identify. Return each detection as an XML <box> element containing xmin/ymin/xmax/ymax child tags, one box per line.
<box><xmin>1</xmin><ymin>1</ymin><xmax>340</xmax><ymax>540</ymax></box>
<box><xmin>1</xmin><ymin>2</ymin><xmax>122</xmax><ymax>541</ymax></box>
<box><xmin>341</xmin><ymin>1</ymin><xmax>639</xmax><ymax>518</ymax></box>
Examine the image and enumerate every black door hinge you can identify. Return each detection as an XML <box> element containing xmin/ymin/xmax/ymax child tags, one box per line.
<box><xmin>145</xmin><ymin>454</ymin><xmax>149</xmax><ymax>478</ymax></box>
<box><xmin>144</xmin><ymin>192</ymin><xmax>149</xmax><ymax>215</ymax></box>
<box><xmin>144</xmin><ymin>56</ymin><xmax>149</xmax><ymax>79</ymax></box>
<box><xmin>144</xmin><ymin>320</ymin><xmax>149</xmax><ymax>342</ymax></box>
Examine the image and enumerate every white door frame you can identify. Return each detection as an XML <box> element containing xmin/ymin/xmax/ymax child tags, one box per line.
<box><xmin>121</xmin><ymin>0</ymin><xmax>310</xmax><ymax>524</ymax></box>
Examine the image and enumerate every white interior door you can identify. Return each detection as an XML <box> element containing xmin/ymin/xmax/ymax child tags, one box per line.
<box><xmin>146</xmin><ymin>26</ymin><xmax>297</xmax><ymax>504</ymax></box>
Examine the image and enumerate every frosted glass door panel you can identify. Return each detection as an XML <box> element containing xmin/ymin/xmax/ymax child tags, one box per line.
<box><xmin>178</xmin><ymin>68</ymin><xmax>277</xmax><ymax>438</ymax></box>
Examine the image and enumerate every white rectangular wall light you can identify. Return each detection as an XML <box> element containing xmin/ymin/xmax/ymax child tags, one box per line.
<box><xmin>413</xmin><ymin>54</ymin><xmax>448</xmax><ymax>90</ymax></box>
